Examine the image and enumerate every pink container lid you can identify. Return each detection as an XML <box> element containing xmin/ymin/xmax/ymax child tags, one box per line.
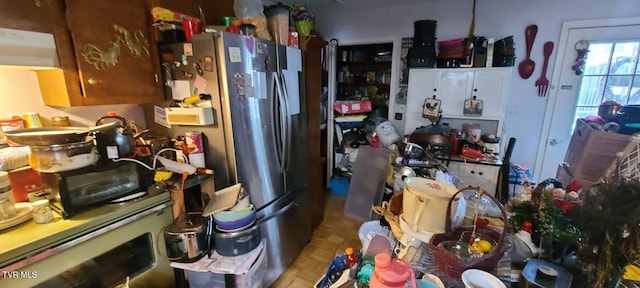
<box><xmin>373</xmin><ymin>253</ymin><xmax>416</xmax><ymax>287</ymax></box>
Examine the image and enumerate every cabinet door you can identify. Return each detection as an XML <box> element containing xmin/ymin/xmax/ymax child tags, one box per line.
<box><xmin>65</xmin><ymin>0</ymin><xmax>163</xmax><ymax>105</ymax></box>
<box><xmin>405</xmin><ymin>69</ymin><xmax>439</xmax><ymax>134</ymax></box>
<box><xmin>439</xmin><ymin>70</ymin><xmax>473</xmax><ymax>117</ymax></box>
<box><xmin>452</xmin><ymin>162</ymin><xmax>500</xmax><ymax>196</ymax></box>
<box><xmin>406</xmin><ymin>69</ymin><xmax>438</xmax><ymax>114</ymax></box>
<box><xmin>471</xmin><ymin>68</ymin><xmax>511</xmax><ymax>118</ymax></box>
<box><xmin>0</xmin><ymin>0</ymin><xmax>55</xmax><ymax>33</ymax></box>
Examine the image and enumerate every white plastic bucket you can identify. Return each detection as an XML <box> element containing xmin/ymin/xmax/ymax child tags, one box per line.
<box><xmin>402</xmin><ymin>177</ymin><xmax>458</xmax><ymax>233</ymax></box>
<box><xmin>375</xmin><ymin>121</ymin><xmax>400</xmax><ymax>147</ymax></box>
<box><xmin>358</xmin><ymin>220</ymin><xmax>395</xmax><ymax>254</ymax></box>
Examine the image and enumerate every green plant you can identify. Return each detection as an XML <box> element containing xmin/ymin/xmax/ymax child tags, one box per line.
<box><xmin>290</xmin><ymin>4</ymin><xmax>314</xmax><ymax>22</ymax></box>
<box><xmin>578</xmin><ymin>170</ymin><xmax>640</xmax><ymax>287</ymax></box>
<box><xmin>509</xmin><ymin>179</ymin><xmax>580</xmax><ymax>245</ymax></box>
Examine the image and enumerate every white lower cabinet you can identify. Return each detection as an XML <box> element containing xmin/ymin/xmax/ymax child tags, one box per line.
<box><xmin>448</xmin><ymin>161</ymin><xmax>500</xmax><ymax>196</ymax></box>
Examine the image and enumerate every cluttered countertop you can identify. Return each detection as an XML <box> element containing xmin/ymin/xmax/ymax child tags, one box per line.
<box><xmin>449</xmin><ymin>155</ymin><xmax>502</xmax><ymax>166</ymax></box>
<box><xmin>0</xmin><ymin>190</ymin><xmax>171</xmax><ymax>268</ymax></box>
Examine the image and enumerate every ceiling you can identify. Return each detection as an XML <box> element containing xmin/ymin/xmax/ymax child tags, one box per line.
<box><xmin>262</xmin><ymin>0</ymin><xmax>429</xmax><ymax>8</ymax></box>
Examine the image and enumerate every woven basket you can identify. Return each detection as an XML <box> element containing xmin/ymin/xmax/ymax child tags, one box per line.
<box><xmin>428</xmin><ymin>187</ymin><xmax>509</xmax><ymax>278</ymax></box>
<box><xmin>372</xmin><ymin>201</ymin><xmax>403</xmax><ymax>240</ymax></box>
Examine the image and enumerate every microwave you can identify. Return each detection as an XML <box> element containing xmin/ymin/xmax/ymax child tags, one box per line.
<box><xmin>41</xmin><ymin>161</ymin><xmax>148</xmax><ymax>218</ymax></box>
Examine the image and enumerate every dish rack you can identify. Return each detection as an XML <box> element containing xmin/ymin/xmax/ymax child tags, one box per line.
<box><xmin>615</xmin><ymin>135</ymin><xmax>640</xmax><ymax>180</ymax></box>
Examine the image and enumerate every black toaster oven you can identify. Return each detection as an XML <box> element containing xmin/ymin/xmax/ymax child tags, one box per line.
<box><xmin>41</xmin><ymin>161</ymin><xmax>147</xmax><ymax>218</ymax></box>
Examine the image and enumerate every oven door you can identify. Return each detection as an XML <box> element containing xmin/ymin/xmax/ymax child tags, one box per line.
<box><xmin>1</xmin><ymin>201</ymin><xmax>175</xmax><ymax>288</ymax></box>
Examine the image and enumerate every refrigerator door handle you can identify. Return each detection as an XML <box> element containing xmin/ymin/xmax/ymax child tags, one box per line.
<box><xmin>271</xmin><ymin>71</ymin><xmax>284</xmax><ymax>171</ymax></box>
<box><xmin>279</xmin><ymin>72</ymin><xmax>292</xmax><ymax>171</ymax></box>
<box><xmin>273</xmin><ymin>71</ymin><xmax>287</xmax><ymax>172</ymax></box>
<box><xmin>256</xmin><ymin>200</ymin><xmax>295</xmax><ymax>225</ymax></box>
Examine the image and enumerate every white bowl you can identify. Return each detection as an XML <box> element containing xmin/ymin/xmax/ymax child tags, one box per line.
<box><xmin>461</xmin><ymin>269</ymin><xmax>506</xmax><ymax>288</ymax></box>
<box><xmin>418</xmin><ymin>274</ymin><xmax>445</xmax><ymax>288</ymax></box>
<box><xmin>229</xmin><ymin>196</ymin><xmax>251</xmax><ymax>211</ymax></box>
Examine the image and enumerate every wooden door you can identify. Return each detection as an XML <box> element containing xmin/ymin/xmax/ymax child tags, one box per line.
<box><xmin>65</xmin><ymin>0</ymin><xmax>163</xmax><ymax>105</ymax></box>
<box><xmin>302</xmin><ymin>34</ymin><xmax>328</xmax><ymax>232</ymax></box>
<box><xmin>0</xmin><ymin>0</ymin><xmax>55</xmax><ymax>33</ymax></box>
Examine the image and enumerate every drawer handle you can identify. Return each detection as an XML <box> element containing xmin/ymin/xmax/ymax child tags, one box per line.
<box><xmin>479</xmin><ymin>172</ymin><xmax>483</xmax><ymax>176</ymax></box>
<box><xmin>470</xmin><ymin>171</ymin><xmax>475</xmax><ymax>174</ymax></box>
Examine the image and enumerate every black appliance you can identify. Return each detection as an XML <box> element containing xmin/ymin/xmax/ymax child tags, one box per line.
<box><xmin>617</xmin><ymin>105</ymin><xmax>640</xmax><ymax>135</ymax></box>
<box><xmin>407</xmin><ymin>20</ymin><xmax>437</xmax><ymax>68</ymax></box>
<box><xmin>41</xmin><ymin>161</ymin><xmax>148</xmax><ymax>218</ymax></box>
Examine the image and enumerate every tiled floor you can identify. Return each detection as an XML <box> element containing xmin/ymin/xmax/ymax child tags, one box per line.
<box><xmin>271</xmin><ymin>193</ymin><xmax>364</xmax><ymax>287</ymax></box>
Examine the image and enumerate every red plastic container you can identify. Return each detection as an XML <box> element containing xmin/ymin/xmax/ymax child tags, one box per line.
<box><xmin>8</xmin><ymin>167</ymin><xmax>44</xmax><ymax>202</ymax></box>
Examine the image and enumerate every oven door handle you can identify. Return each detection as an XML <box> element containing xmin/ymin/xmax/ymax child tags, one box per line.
<box><xmin>2</xmin><ymin>200</ymin><xmax>172</xmax><ymax>272</ymax></box>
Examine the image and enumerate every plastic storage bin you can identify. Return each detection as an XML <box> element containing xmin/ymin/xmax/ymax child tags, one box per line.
<box><xmin>187</xmin><ymin>247</ymin><xmax>267</xmax><ymax>288</ymax></box>
<box><xmin>330</xmin><ymin>177</ymin><xmax>349</xmax><ymax>196</ymax></box>
<box><xmin>344</xmin><ymin>146</ymin><xmax>390</xmax><ymax>222</ymax></box>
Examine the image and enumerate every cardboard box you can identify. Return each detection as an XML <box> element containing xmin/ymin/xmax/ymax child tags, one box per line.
<box><xmin>564</xmin><ymin>118</ymin><xmax>630</xmax><ymax>182</ymax></box>
<box><xmin>333</xmin><ymin>100</ymin><xmax>372</xmax><ymax>115</ymax></box>
<box><xmin>556</xmin><ymin>162</ymin><xmax>598</xmax><ymax>189</ymax></box>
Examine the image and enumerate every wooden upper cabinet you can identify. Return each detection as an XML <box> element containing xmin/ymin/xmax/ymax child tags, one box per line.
<box><xmin>44</xmin><ymin>0</ymin><xmax>163</xmax><ymax>106</ymax></box>
<box><xmin>61</xmin><ymin>0</ymin><xmax>163</xmax><ymax>106</ymax></box>
<box><xmin>0</xmin><ymin>0</ymin><xmax>56</xmax><ymax>33</ymax></box>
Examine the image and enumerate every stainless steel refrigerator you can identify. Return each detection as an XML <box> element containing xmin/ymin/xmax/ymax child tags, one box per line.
<box><xmin>159</xmin><ymin>32</ymin><xmax>311</xmax><ymax>286</ymax></box>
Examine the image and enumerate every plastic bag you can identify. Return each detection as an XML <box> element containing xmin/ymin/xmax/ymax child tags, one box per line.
<box><xmin>233</xmin><ymin>0</ymin><xmax>272</xmax><ymax>40</ymax></box>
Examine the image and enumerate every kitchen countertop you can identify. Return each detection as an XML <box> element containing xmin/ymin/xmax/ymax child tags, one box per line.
<box><xmin>0</xmin><ymin>191</ymin><xmax>172</xmax><ymax>268</ymax></box>
<box><xmin>449</xmin><ymin>155</ymin><xmax>503</xmax><ymax>166</ymax></box>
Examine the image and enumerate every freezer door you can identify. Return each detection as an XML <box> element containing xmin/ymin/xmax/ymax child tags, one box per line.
<box><xmin>279</xmin><ymin>46</ymin><xmax>308</xmax><ymax>192</ymax></box>
<box><xmin>217</xmin><ymin>32</ymin><xmax>284</xmax><ymax>207</ymax></box>
<box><xmin>257</xmin><ymin>185</ymin><xmax>311</xmax><ymax>287</ymax></box>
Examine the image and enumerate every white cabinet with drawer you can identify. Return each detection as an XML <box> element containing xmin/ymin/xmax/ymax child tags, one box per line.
<box><xmin>448</xmin><ymin>161</ymin><xmax>500</xmax><ymax>196</ymax></box>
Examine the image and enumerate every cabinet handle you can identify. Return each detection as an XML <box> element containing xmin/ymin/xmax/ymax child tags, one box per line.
<box><xmin>34</xmin><ymin>0</ymin><xmax>41</xmax><ymax>7</ymax></box>
<box><xmin>473</xmin><ymin>88</ymin><xmax>478</xmax><ymax>92</ymax></box>
<box><xmin>470</xmin><ymin>170</ymin><xmax>475</xmax><ymax>174</ymax></box>
<box><xmin>479</xmin><ymin>171</ymin><xmax>483</xmax><ymax>176</ymax></box>
<box><xmin>87</xmin><ymin>78</ymin><xmax>97</xmax><ymax>85</ymax></box>
<box><xmin>155</xmin><ymin>73</ymin><xmax>159</xmax><ymax>82</ymax></box>
<box><xmin>433</xmin><ymin>88</ymin><xmax>437</xmax><ymax>92</ymax></box>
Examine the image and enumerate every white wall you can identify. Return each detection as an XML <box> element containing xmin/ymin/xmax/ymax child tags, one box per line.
<box><xmin>0</xmin><ymin>70</ymin><xmax>146</xmax><ymax>129</ymax></box>
<box><xmin>310</xmin><ymin>0</ymin><xmax>640</xmax><ymax>176</ymax></box>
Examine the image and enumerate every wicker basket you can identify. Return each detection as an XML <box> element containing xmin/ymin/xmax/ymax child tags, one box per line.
<box><xmin>428</xmin><ymin>187</ymin><xmax>509</xmax><ymax>278</ymax></box>
<box><xmin>372</xmin><ymin>201</ymin><xmax>403</xmax><ymax>240</ymax></box>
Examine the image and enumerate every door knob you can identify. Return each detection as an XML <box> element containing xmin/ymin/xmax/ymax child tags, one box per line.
<box><xmin>549</xmin><ymin>139</ymin><xmax>559</xmax><ymax>146</ymax></box>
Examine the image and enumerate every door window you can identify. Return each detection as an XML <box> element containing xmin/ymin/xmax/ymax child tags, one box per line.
<box><xmin>574</xmin><ymin>41</ymin><xmax>640</xmax><ymax>125</ymax></box>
